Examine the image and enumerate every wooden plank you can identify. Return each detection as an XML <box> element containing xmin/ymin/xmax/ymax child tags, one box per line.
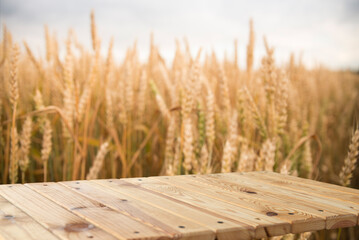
<box><xmin>245</xmin><ymin>171</ymin><xmax>359</xmax><ymax>206</ymax></box>
<box><xmin>60</xmin><ymin>180</ymin><xmax>215</xmax><ymax>240</ymax></box>
<box><xmin>154</xmin><ymin>175</ymin><xmax>325</xmax><ymax>233</ymax></box>
<box><xmin>0</xmin><ymin>184</ymin><xmax>117</xmax><ymax>240</ymax></box>
<box><xmin>256</xmin><ymin>171</ymin><xmax>359</xmax><ymax>196</ymax></box>
<box><xmin>204</xmin><ymin>173</ymin><xmax>358</xmax><ymax>228</ymax></box>
<box><xmin>27</xmin><ymin>182</ymin><xmax>171</xmax><ymax>240</ymax></box>
<box><xmin>93</xmin><ymin>179</ymin><xmax>253</xmax><ymax>240</ymax></box>
<box><xmin>189</xmin><ymin>174</ymin><xmax>357</xmax><ymax>230</ymax></box>
<box><xmin>0</xmin><ymin>195</ymin><xmax>58</xmax><ymax>240</ymax></box>
<box><xmin>122</xmin><ymin>177</ymin><xmax>291</xmax><ymax>239</ymax></box>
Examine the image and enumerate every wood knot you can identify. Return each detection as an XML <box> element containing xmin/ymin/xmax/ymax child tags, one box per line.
<box><xmin>240</xmin><ymin>188</ymin><xmax>257</xmax><ymax>194</ymax></box>
<box><xmin>266</xmin><ymin>212</ymin><xmax>278</xmax><ymax>216</ymax></box>
<box><xmin>3</xmin><ymin>215</ymin><xmax>14</xmax><ymax>220</ymax></box>
<box><xmin>65</xmin><ymin>223</ymin><xmax>94</xmax><ymax>232</ymax></box>
<box><xmin>70</xmin><ymin>206</ymin><xmax>86</xmax><ymax>211</ymax></box>
<box><xmin>98</xmin><ymin>203</ymin><xmax>106</xmax><ymax>207</ymax></box>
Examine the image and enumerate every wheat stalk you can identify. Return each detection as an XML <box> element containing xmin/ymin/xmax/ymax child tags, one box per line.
<box><xmin>9</xmin><ymin>127</ymin><xmax>19</xmax><ymax>184</ymax></box>
<box><xmin>19</xmin><ymin>116</ymin><xmax>32</xmax><ymax>183</ymax></box>
<box><xmin>90</xmin><ymin>10</ymin><xmax>98</xmax><ymax>51</ymax></box>
<box><xmin>150</xmin><ymin>80</ymin><xmax>170</xmax><ymax>120</ymax></box>
<box><xmin>246</xmin><ymin>19</ymin><xmax>255</xmax><ymax>80</ymax></box>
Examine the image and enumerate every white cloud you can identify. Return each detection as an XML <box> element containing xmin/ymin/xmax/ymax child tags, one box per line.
<box><xmin>0</xmin><ymin>0</ymin><xmax>358</xmax><ymax>70</ymax></box>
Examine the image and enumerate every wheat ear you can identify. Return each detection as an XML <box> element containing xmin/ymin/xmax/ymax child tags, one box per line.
<box><xmin>86</xmin><ymin>142</ymin><xmax>110</xmax><ymax>180</ymax></box>
<box><xmin>9</xmin><ymin>43</ymin><xmax>20</xmax><ymax>184</ymax></box>
<box><xmin>221</xmin><ymin>112</ymin><xmax>238</xmax><ymax>173</ymax></box>
<box><xmin>256</xmin><ymin>138</ymin><xmax>276</xmax><ymax>171</ymax></box>
<box><xmin>339</xmin><ymin>129</ymin><xmax>359</xmax><ymax>186</ymax></box>
<box><xmin>150</xmin><ymin>80</ymin><xmax>170</xmax><ymax>120</ymax></box>
<box><xmin>41</xmin><ymin>119</ymin><xmax>52</xmax><ymax>182</ymax></box>
<box><xmin>9</xmin><ymin>44</ymin><xmax>19</xmax><ymax>106</ymax></box>
<box><xmin>165</xmin><ymin>117</ymin><xmax>176</xmax><ymax>176</ymax></box>
<box><xmin>182</xmin><ymin>117</ymin><xmax>194</xmax><ymax>174</ymax></box>
<box><xmin>237</xmin><ymin>144</ymin><xmax>256</xmax><ymax>172</ymax></box>
<box><xmin>205</xmin><ymin>89</ymin><xmax>215</xmax><ymax>164</ymax></box>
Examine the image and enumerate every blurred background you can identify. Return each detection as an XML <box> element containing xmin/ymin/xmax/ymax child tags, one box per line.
<box><xmin>1</xmin><ymin>0</ymin><xmax>358</xmax><ymax>70</ymax></box>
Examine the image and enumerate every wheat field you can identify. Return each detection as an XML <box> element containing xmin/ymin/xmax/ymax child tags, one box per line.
<box><xmin>0</xmin><ymin>12</ymin><xmax>359</xmax><ymax>239</ymax></box>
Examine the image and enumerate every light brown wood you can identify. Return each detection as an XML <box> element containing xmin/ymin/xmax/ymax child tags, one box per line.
<box><xmin>194</xmin><ymin>174</ymin><xmax>357</xmax><ymax>229</ymax></box>
<box><xmin>193</xmin><ymin>174</ymin><xmax>355</xmax><ymax>229</ymax></box>
<box><xmin>0</xmin><ymin>184</ymin><xmax>117</xmax><ymax>240</ymax></box>
<box><xmin>204</xmin><ymin>173</ymin><xmax>358</xmax><ymax>229</ymax></box>
<box><xmin>245</xmin><ymin>171</ymin><xmax>359</xmax><ymax>206</ymax></box>
<box><xmin>26</xmin><ymin>182</ymin><xmax>171</xmax><ymax>240</ymax></box>
<box><xmin>234</xmin><ymin>172</ymin><xmax>359</xmax><ymax>218</ymax></box>
<box><xmin>154</xmin><ymin>175</ymin><xmax>325</xmax><ymax>233</ymax></box>
<box><xmin>257</xmin><ymin>171</ymin><xmax>359</xmax><ymax>196</ymax></box>
<box><xmin>123</xmin><ymin>177</ymin><xmax>291</xmax><ymax>239</ymax></box>
<box><xmin>93</xmin><ymin>179</ymin><xmax>254</xmax><ymax>240</ymax></box>
<box><xmin>1</xmin><ymin>172</ymin><xmax>359</xmax><ymax>240</ymax></box>
<box><xmin>0</xmin><ymin>195</ymin><xmax>58</xmax><ymax>240</ymax></box>
<box><xmin>60</xmin><ymin>180</ymin><xmax>215</xmax><ymax>240</ymax></box>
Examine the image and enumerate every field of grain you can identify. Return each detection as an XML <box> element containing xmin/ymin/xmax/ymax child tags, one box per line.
<box><xmin>0</xmin><ymin>12</ymin><xmax>359</xmax><ymax>239</ymax></box>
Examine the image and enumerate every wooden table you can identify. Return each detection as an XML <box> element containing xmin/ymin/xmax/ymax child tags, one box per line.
<box><xmin>0</xmin><ymin>171</ymin><xmax>358</xmax><ymax>240</ymax></box>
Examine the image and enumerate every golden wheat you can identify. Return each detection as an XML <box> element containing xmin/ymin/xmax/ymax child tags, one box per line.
<box><xmin>0</xmin><ymin>12</ymin><xmax>357</xmax><ymax>194</ymax></box>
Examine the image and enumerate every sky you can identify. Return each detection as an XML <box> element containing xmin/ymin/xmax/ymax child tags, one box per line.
<box><xmin>0</xmin><ymin>0</ymin><xmax>358</xmax><ymax>70</ymax></box>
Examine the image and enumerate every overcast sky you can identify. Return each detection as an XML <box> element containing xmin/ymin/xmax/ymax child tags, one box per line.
<box><xmin>0</xmin><ymin>0</ymin><xmax>358</xmax><ymax>70</ymax></box>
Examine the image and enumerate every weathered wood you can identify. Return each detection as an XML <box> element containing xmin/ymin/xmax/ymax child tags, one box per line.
<box><xmin>60</xmin><ymin>180</ymin><xmax>215</xmax><ymax>240</ymax></box>
<box><xmin>234</xmin><ymin>173</ymin><xmax>359</xmax><ymax>218</ymax></box>
<box><xmin>191</xmin><ymin>174</ymin><xmax>357</xmax><ymax>229</ymax></box>
<box><xmin>1</xmin><ymin>172</ymin><xmax>359</xmax><ymax>240</ymax></box>
<box><xmin>155</xmin><ymin>175</ymin><xmax>325</xmax><ymax>233</ymax></box>
<box><xmin>257</xmin><ymin>171</ymin><xmax>359</xmax><ymax>196</ymax></box>
<box><xmin>0</xmin><ymin>184</ymin><xmax>117</xmax><ymax>240</ymax></box>
<box><xmin>0</xmin><ymin>195</ymin><xmax>58</xmax><ymax>240</ymax></box>
<box><xmin>123</xmin><ymin>177</ymin><xmax>291</xmax><ymax>239</ymax></box>
<box><xmin>93</xmin><ymin>179</ymin><xmax>253</xmax><ymax>240</ymax></box>
<box><xmin>245</xmin><ymin>172</ymin><xmax>359</xmax><ymax>206</ymax></box>
<box><xmin>27</xmin><ymin>182</ymin><xmax>171</xmax><ymax>240</ymax></box>
<box><xmin>204</xmin><ymin>173</ymin><xmax>358</xmax><ymax>228</ymax></box>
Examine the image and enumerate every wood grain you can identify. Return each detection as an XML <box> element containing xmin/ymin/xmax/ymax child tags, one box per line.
<box><xmin>1</xmin><ymin>172</ymin><xmax>358</xmax><ymax>240</ymax></box>
<box><xmin>205</xmin><ymin>173</ymin><xmax>358</xmax><ymax>229</ymax></box>
<box><xmin>94</xmin><ymin>179</ymin><xmax>254</xmax><ymax>240</ymax></box>
<box><xmin>122</xmin><ymin>177</ymin><xmax>291</xmax><ymax>239</ymax></box>
<box><xmin>0</xmin><ymin>195</ymin><xmax>58</xmax><ymax>240</ymax></box>
<box><xmin>27</xmin><ymin>182</ymin><xmax>171</xmax><ymax>240</ymax></box>
<box><xmin>0</xmin><ymin>184</ymin><xmax>117</xmax><ymax>240</ymax></box>
<box><xmin>155</xmin><ymin>175</ymin><xmax>325</xmax><ymax>233</ymax></box>
<box><xmin>60</xmin><ymin>180</ymin><xmax>215</xmax><ymax>240</ymax></box>
<box><xmin>257</xmin><ymin>171</ymin><xmax>359</xmax><ymax>196</ymax></box>
<box><xmin>245</xmin><ymin>172</ymin><xmax>359</xmax><ymax>206</ymax></box>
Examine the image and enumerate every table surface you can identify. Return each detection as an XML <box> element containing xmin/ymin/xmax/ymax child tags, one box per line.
<box><xmin>0</xmin><ymin>171</ymin><xmax>358</xmax><ymax>240</ymax></box>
